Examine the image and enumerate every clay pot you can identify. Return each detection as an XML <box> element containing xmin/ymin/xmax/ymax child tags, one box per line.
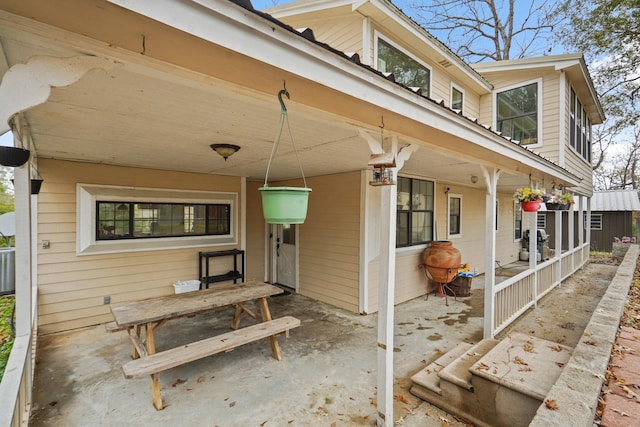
<box><xmin>422</xmin><ymin>240</ymin><xmax>461</xmax><ymax>284</ymax></box>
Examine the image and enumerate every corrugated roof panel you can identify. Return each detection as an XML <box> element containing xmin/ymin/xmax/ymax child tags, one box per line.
<box><xmin>592</xmin><ymin>190</ymin><xmax>640</xmax><ymax>211</ymax></box>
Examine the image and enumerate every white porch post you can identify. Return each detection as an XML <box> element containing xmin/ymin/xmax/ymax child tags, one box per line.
<box><xmin>586</xmin><ymin>197</ymin><xmax>591</xmax><ymax>251</ymax></box>
<box><xmin>528</xmin><ymin>208</ymin><xmax>538</xmax><ymax>306</ymax></box>
<box><xmin>578</xmin><ymin>195</ymin><xmax>585</xmax><ymax>249</ymax></box>
<box><xmin>568</xmin><ymin>199</ymin><xmax>575</xmax><ymax>270</ymax></box>
<box><xmin>481</xmin><ymin>166</ymin><xmax>500</xmax><ymax>339</ymax></box>
<box><xmin>376</xmin><ymin>172</ymin><xmax>397</xmax><ymax>426</ymax></box>
<box><xmin>12</xmin><ymin>122</ymin><xmax>32</xmax><ymax>336</ymax></box>
<box><xmin>555</xmin><ymin>210</ymin><xmax>562</xmax><ymax>285</ymax></box>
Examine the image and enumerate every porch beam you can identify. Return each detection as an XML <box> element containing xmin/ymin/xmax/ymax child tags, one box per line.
<box><xmin>481</xmin><ymin>166</ymin><xmax>500</xmax><ymax>338</ymax></box>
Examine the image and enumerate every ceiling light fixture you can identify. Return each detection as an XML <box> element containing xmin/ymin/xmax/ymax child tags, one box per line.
<box><xmin>210</xmin><ymin>144</ymin><xmax>240</xmax><ymax>161</ymax></box>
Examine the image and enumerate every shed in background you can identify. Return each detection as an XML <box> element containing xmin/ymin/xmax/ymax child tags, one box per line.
<box><xmin>590</xmin><ymin>190</ymin><xmax>640</xmax><ymax>252</ymax></box>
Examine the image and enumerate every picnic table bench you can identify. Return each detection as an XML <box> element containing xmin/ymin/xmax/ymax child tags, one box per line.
<box><xmin>108</xmin><ymin>281</ymin><xmax>300</xmax><ymax>410</ymax></box>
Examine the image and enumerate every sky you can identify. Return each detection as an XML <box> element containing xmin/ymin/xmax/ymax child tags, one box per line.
<box><xmin>0</xmin><ymin>132</ymin><xmax>12</xmax><ymax>147</ymax></box>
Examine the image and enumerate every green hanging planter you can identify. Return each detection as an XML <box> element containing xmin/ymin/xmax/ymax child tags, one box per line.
<box><xmin>260</xmin><ymin>87</ymin><xmax>312</xmax><ymax>224</ymax></box>
<box><xmin>259</xmin><ymin>186</ymin><xmax>312</xmax><ymax>224</ymax></box>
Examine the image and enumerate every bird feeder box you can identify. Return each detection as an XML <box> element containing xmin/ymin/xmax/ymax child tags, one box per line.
<box><xmin>368</xmin><ymin>152</ymin><xmax>396</xmax><ymax>186</ymax></box>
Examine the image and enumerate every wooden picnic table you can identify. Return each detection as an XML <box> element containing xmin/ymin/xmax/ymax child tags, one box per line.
<box><xmin>108</xmin><ymin>281</ymin><xmax>300</xmax><ymax>410</ymax></box>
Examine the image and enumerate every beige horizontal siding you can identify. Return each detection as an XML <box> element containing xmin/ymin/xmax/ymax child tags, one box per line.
<box><xmin>36</xmin><ymin>159</ymin><xmax>243</xmax><ymax>333</ymax></box>
<box><xmin>245</xmin><ymin>181</ymin><xmax>265</xmax><ymax>282</ymax></box>
<box><xmin>296</xmin><ymin>171</ymin><xmax>361</xmax><ymax>312</ymax></box>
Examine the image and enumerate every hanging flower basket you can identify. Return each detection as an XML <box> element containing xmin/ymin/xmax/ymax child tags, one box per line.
<box><xmin>521</xmin><ymin>200</ymin><xmax>541</xmax><ymax>212</ymax></box>
<box><xmin>545</xmin><ymin>202</ymin><xmax>563</xmax><ymax>211</ymax></box>
<box><xmin>259</xmin><ymin>186</ymin><xmax>312</xmax><ymax>224</ymax></box>
<box><xmin>0</xmin><ymin>146</ymin><xmax>30</xmax><ymax>167</ymax></box>
<box><xmin>260</xmin><ymin>87</ymin><xmax>312</xmax><ymax>224</ymax></box>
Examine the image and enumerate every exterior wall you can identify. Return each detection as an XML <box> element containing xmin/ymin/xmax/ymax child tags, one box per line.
<box><xmin>478</xmin><ymin>68</ymin><xmax>594</xmax><ymax>197</ymax></box>
<box><xmin>296</xmin><ymin>171</ymin><xmax>361</xmax><ymax>312</ymax></box>
<box><xmin>496</xmin><ymin>193</ymin><xmax>524</xmax><ymax>266</ymax></box>
<box><xmin>366</xmin><ymin>183</ymin><xmax>519</xmax><ymax>313</ymax></box>
<box><xmin>36</xmin><ymin>159</ymin><xmax>243</xmax><ymax>334</ymax></box>
<box><xmin>246</xmin><ymin>180</ymin><xmax>266</xmax><ymax>282</ymax></box>
<box><xmin>590</xmin><ymin>211</ymin><xmax>634</xmax><ymax>252</ymax></box>
<box><xmin>281</xmin><ymin>14</ymin><xmax>364</xmax><ymax>56</ymax></box>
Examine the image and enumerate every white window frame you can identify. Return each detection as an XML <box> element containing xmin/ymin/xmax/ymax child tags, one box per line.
<box><xmin>77</xmin><ymin>184</ymin><xmax>238</xmax><ymax>255</ymax></box>
<box><xmin>514</xmin><ymin>200</ymin><xmax>523</xmax><ymax>241</ymax></box>
<box><xmin>374</xmin><ymin>31</ymin><xmax>432</xmax><ymax>97</ymax></box>
<box><xmin>590</xmin><ymin>213</ymin><xmax>603</xmax><ymax>230</ymax></box>
<box><xmin>493</xmin><ymin>78</ymin><xmax>543</xmax><ymax>147</ymax></box>
<box><xmin>447</xmin><ymin>193</ymin><xmax>462</xmax><ymax>239</ymax></box>
<box><xmin>451</xmin><ymin>83</ymin><xmax>464</xmax><ymax>113</ymax></box>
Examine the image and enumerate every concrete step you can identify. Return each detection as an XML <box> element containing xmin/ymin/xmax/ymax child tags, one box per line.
<box><xmin>410</xmin><ymin>342</ymin><xmax>472</xmax><ymax>395</ymax></box>
<box><xmin>410</xmin><ymin>332</ymin><xmax>573</xmax><ymax>427</ymax></box>
<box><xmin>438</xmin><ymin>338</ymin><xmax>500</xmax><ymax>392</ymax></box>
<box><xmin>471</xmin><ymin>332</ymin><xmax>572</xmax><ymax>400</ymax></box>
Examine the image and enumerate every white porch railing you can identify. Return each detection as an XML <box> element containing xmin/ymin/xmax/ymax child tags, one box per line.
<box><xmin>493</xmin><ymin>243</ymin><xmax>589</xmax><ymax>336</ymax></box>
<box><xmin>0</xmin><ymin>294</ymin><xmax>37</xmax><ymax>427</ymax></box>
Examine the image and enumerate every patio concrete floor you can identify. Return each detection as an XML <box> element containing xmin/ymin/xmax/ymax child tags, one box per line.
<box><xmin>29</xmin><ymin>261</ymin><xmax>617</xmax><ymax>427</ymax></box>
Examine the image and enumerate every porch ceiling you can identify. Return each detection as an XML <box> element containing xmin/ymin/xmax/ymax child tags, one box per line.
<box><xmin>0</xmin><ymin>2</ymin><xmax>565</xmax><ymax>192</ymax></box>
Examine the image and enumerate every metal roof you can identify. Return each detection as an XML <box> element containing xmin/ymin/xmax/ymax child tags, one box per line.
<box><xmin>592</xmin><ymin>190</ymin><xmax>640</xmax><ymax>211</ymax></box>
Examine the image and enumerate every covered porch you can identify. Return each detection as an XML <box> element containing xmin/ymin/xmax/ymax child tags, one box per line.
<box><xmin>27</xmin><ymin>258</ymin><xmax>617</xmax><ymax>426</ymax></box>
<box><xmin>0</xmin><ymin>1</ymin><xmax>590</xmax><ymax>425</ymax></box>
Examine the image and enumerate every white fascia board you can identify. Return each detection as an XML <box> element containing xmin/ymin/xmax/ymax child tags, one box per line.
<box><xmin>107</xmin><ymin>0</ymin><xmax>576</xmax><ymax>184</ymax></box>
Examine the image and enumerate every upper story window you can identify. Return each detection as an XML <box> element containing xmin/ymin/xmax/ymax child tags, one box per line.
<box><xmin>397</xmin><ymin>176</ymin><xmax>434</xmax><ymax>247</ymax></box>
<box><xmin>376</xmin><ymin>37</ymin><xmax>431</xmax><ymax>97</ymax></box>
<box><xmin>496</xmin><ymin>81</ymin><xmax>539</xmax><ymax>145</ymax></box>
<box><xmin>569</xmin><ymin>87</ymin><xmax>592</xmax><ymax>162</ymax></box>
<box><xmin>451</xmin><ymin>86</ymin><xmax>464</xmax><ymax>112</ymax></box>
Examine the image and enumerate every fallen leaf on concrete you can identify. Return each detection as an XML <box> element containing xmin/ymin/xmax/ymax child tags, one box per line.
<box><xmin>545</xmin><ymin>399</ymin><xmax>559</xmax><ymax>410</ymax></box>
<box><xmin>549</xmin><ymin>344</ymin><xmax>562</xmax><ymax>352</ymax></box>
<box><xmin>612</xmin><ymin>408</ymin><xmax>630</xmax><ymax>417</ymax></box>
<box><xmin>395</xmin><ymin>394</ymin><xmax>409</xmax><ymax>404</ymax></box>
<box><xmin>260</xmin><ymin>421</ymin><xmax>268</xmax><ymax>426</ymax></box>
<box><xmin>557</xmin><ymin>338</ymin><xmax>566</xmax><ymax>343</ymax></box>
<box><xmin>477</xmin><ymin>362</ymin><xmax>490</xmax><ymax>371</ymax></box>
<box><xmin>524</xmin><ymin>341</ymin><xmax>534</xmax><ymax>352</ymax></box>
<box><xmin>519</xmin><ymin>366</ymin><xmax>532</xmax><ymax>372</ymax></box>
<box><xmin>556</xmin><ymin>362</ymin><xmax>565</xmax><ymax>368</ymax></box>
<box><xmin>395</xmin><ymin>416</ymin><xmax>404</xmax><ymax>424</ymax></box>
<box><xmin>316</xmin><ymin>407</ymin><xmax>329</xmax><ymax>417</ymax></box>
<box><xmin>622</xmin><ymin>385</ymin><xmax>639</xmax><ymax>400</ymax></box>
<box><xmin>172</xmin><ymin>378</ymin><xmax>186</xmax><ymax>387</ymax></box>
<box><xmin>229</xmin><ymin>401</ymin><xmax>236</xmax><ymax>408</ymax></box>
<box><xmin>197</xmin><ymin>376</ymin><xmax>205</xmax><ymax>383</ymax></box>
<box><xmin>434</xmin><ymin>348</ymin><xmax>442</xmax><ymax>355</ymax></box>
<box><xmin>584</xmin><ymin>340</ymin><xmax>597</xmax><ymax>346</ymax></box>
<box><xmin>594</xmin><ymin>373</ymin><xmax>605</xmax><ymax>380</ymax></box>
<box><xmin>514</xmin><ymin>356</ymin><xmax>528</xmax><ymax>365</ymax></box>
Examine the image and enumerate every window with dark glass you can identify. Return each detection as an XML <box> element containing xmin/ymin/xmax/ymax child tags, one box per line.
<box><xmin>497</xmin><ymin>82</ymin><xmax>538</xmax><ymax>144</ymax></box>
<box><xmin>514</xmin><ymin>201</ymin><xmax>522</xmax><ymax>240</ymax></box>
<box><xmin>96</xmin><ymin>201</ymin><xmax>230</xmax><ymax>240</ymax></box>
<box><xmin>569</xmin><ymin>87</ymin><xmax>592</xmax><ymax>162</ymax></box>
<box><xmin>377</xmin><ymin>38</ymin><xmax>430</xmax><ymax>97</ymax></box>
<box><xmin>449</xmin><ymin>195</ymin><xmax>461</xmax><ymax>236</ymax></box>
<box><xmin>570</xmin><ymin>88</ymin><xmax>576</xmax><ymax>148</ymax></box>
<box><xmin>396</xmin><ymin>177</ymin><xmax>434</xmax><ymax>247</ymax></box>
<box><xmin>452</xmin><ymin>87</ymin><xmax>463</xmax><ymax>112</ymax></box>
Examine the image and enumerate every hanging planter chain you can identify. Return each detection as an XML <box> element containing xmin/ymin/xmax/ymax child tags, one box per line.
<box><xmin>263</xmin><ymin>88</ymin><xmax>308</xmax><ymax>188</ymax></box>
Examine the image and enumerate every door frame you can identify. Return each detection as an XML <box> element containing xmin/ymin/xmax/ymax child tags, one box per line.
<box><xmin>268</xmin><ymin>223</ymin><xmax>299</xmax><ymax>292</ymax></box>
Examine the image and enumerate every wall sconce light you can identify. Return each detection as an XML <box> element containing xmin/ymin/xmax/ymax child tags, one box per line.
<box><xmin>210</xmin><ymin>144</ymin><xmax>240</xmax><ymax>161</ymax></box>
<box><xmin>470</xmin><ymin>175</ymin><xmax>479</xmax><ymax>184</ymax></box>
<box><xmin>368</xmin><ymin>152</ymin><xmax>396</xmax><ymax>186</ymax></box>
